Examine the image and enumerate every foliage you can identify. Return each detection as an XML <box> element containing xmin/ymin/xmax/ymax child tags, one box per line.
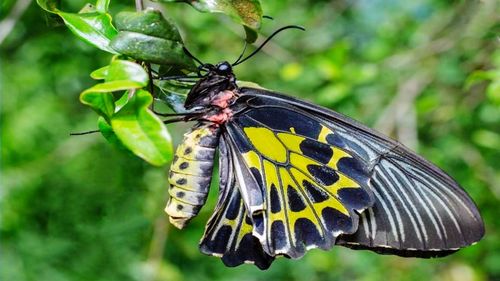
<box><xmin>33</xmin><ymin>0</ymin><xmax>263</xmax><ymax>166</ymax></box>
<box><xmin>1</xmin><ymin>0</ymin><xmax>499</xmax><ymax>280</ymax></box>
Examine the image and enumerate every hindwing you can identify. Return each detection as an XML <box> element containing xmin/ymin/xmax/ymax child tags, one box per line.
<box><xmin>195</xmin><ymin>86</ymin><xmax>484</xmax><ymax>268</ymax></box>
<box><xmin>199</xmin><ymin>136</ymin><xmax>274</xmax><ymax>269</ymax></box>
<box><xmin>235</xmin><ymin>88</ymin><xmax>484</xmax><ymax>257</ymax></box>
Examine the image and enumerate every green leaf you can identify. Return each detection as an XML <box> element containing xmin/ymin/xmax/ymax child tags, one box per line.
<box><xmin>85</xmin><ymin>81</ymin><xmax>146</xmax><ymax>92</ymax></box>
<box><xmin>106</xmin><ymin>60</ymin><xmax>149</xmax><ymax>85</ymax></box>
<box><xmin>36</xmin><ymin>0</ymin><xmax>118</xmax><ymax>53</ymax></box>
<box><xmin>83</xmin><ymin>60</ymin><xmax>148</xmax><ymax>96</ymax></box>
<box><xmin>156</xmin><ymin>92</ymin><xmax>187</xmax><ymax>113</ymax></box>
<box><xmin>96</xmin><ymin>0</ymin><xmax>110</xmax><ymax>13</ymax></box>
<box><xmin>114</xmin><ymin>10</ymin><xmax>182</xmax><ymax>42</ymax></box>
<box><xmin>59</xmin><ymin>12</ymin><xmax>118</xmax><ymax>54</ymax></box>
<box><xmin>111</xmin><ymin>89</ymin><xmax>173</xmax><ymax>166</ymax></box>
<box><xmin>110</xmin><ymin>31</ymin><xmax>195</xmax><ymax>70</ymax></box>
<box><xmin>157</xmin><ymin>0</ymin><xmax>262</xmax><ymax>42</ymax></box>
<box><xmin>36</xmin><ymin>0</ymin><xmax>59</xmax><ymax>12</ymax></box>
<box><xmin>81</xmin><ymin>60</ymin><xmax>149</xmax><ymax>121</ymax></box>
<box><xmin>97</xmin><ymin>117</ymin><xmax>131</xmax><ymax>152</ymax></box>
<box><xmin>472</xmin><ymin>129</ymin><xmax>500</xmax><ymax>150</ymax></box>
<box><xmin>155</xmin><ymin>79</ymin><xmax>191</xmax><ymax>113</ymax></box>
<box><xmin>90</xmin><ymin>65</ymin><xmax>109</xmax><ymax>79</ymax></box>
<box><xmin>486</xmin><ymin>80</ymin><xmax>500</xmax><ymax>105</ymax></box>
<box><xmin>465</xmin><ymin>70</ymin><xmax>497</xmax><ymax>90</ymax></box>
<box><xmin>115</xmin><ymin>91</ymin><xmax>131</xmax><ymax>111</ymax></box>
<box><xmin>80</xmin><ymin>91</ymin><xmax>115</xmax><ymax>121</ymax></box>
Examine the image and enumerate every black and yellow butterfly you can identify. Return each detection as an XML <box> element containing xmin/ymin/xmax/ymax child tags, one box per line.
<box><xmin>162</xmin><ymin>32</ymin><xmax>484</xmax><ymax>269</ymax></box>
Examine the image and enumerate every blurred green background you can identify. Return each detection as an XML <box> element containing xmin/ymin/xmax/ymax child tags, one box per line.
<box><xmin>1</xmin><ymin>0</ymin><xmax>499</xmax><ymax>280</ymax></box>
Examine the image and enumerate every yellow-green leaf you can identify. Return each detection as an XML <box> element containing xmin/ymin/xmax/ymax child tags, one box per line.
<box><xmin>111</xmin><ymin>90</ymin><xmax>173</xmax><ymax>166</ymax></box>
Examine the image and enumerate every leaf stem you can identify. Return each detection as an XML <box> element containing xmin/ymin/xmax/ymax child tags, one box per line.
<box><xmin>145</xmin><ymin>62</ymin><xmax>156</xmax><ymax>112</ymax></box>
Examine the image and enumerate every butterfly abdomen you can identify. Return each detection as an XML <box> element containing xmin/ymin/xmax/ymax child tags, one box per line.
<box><xmin>165</xmin><ymin>122</ymin><xmax>221</xmax><ymax>229</ymax></box>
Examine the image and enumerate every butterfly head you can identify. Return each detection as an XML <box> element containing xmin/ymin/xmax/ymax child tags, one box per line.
<box><xmin>215</xmin><ymin>61</ymin><xmax>232</xmax><ymax>75</ymax></box>
<box><xmin>184</xmin><ymin>61</ymin><xmax>237</xmax><ymax>110</ymax></box>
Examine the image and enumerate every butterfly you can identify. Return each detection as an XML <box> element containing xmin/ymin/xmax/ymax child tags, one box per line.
<box><xmin>161</xmin><ymin>27</ymin><xmax>484</xmax><ymax>269</ymax></box>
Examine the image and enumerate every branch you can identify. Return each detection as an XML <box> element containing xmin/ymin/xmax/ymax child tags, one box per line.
<box><xmin>0</xmin><ymin>0</ymin><xmax>32</xmax><ymax>45</ymax></box>
<box><xmin>136</xmin><ymin>0</ymin><xmax>144</xmax><ymax>11</ymax></box>
<box><xmin>374</xmin><ymin>72</ymin><xmax>432</xmax><ymax>143</ymax></box>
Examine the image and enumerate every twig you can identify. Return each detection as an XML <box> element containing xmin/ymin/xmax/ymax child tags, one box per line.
<box><xmin>374</xmin><ymin>73</ymin><xmax>432</xmax><ymax>142</ymax></box>
<box><xmin>396</xmin><ymin>105</ymin><xmax>418</xmax><ymax>151</ymax></box>
<box><xmin>0</xmin><ymin>0</ymin><xmax>32</xmax><ymax>45</ymax></box>
<box><xmin>135</xmin><ymin>0</ymin><xmax>144</xmax><ymax>11</ymax></box>
<box><xmin>144</xmin><ymin>214</ymin><xmax>170</xmax><ymax>281</ymax></box>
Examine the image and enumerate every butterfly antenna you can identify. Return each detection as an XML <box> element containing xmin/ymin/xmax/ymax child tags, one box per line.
<box><xmin>182</xmin><ymin>46</ymin><xmax>205</xmax><ymax>66</ymax></box>
<box><xmin>232</xmin><ymin>25</ymin><xmax>305</xmax><ymax>66</ymax></box>
<box><xmin>232</xmin><ymin>41</ymin><xmax>248</xmax><ymax>65</ymax></box>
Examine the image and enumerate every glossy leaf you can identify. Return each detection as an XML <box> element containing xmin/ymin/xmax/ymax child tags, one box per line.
<box><xmin>111</xmin><ymin>89</ymin><xmax>173</xmax><ymax>166</ymax></box>
<box><xmin>80</xmin><ymin>91</ymin><xmax>115</xmax><ymax>121</ymax></box>
<box><xmin>90</xmin><ymin>65</ymin><xmax>109</xmax><ymax>80</ymax></box>
<box><xmin>110</xmin><ymin>31</ymin><xmax>195</xmax><ymax>69</ymax></box>
<box><xmin>81</xmin><ymin>60</ymin><xmax>149</xmax><ymax>121</ymax></box>
<box><xmin>115</xmin><ymin>91</ymin><xmax>131</xmax><ymax>111</ymax></box>
<box><xmin>157</xmin><ymin>0</ymin><xmax>262</xmax><ymax>42</ymax></box>
<box><xmin>36</xmin><ymin>0</ymin><xmax>118</xmax><ymax>53</ymax></box>
<box><xmin>155</xmin><ymin>80</ymin><xmax>191</xmax><ymax>113</ymax></box>
<box><xmin>156</xmin><ymin>92</ymin><xmax>187</xmax><ymax>113</ymax></box>
<box><xmin>59</xmin><ymin>12</ymin><xmax>118</xmax><ymax>53</ymax></box>
<box><xmin>97</xmin><ymin>117</ymin><xmax>130</xmax><ymax>152</ymax></box>
<box><xmin>83</xmin><ymin>60</ymin><xmax>148</xmax><ymax>96</ymax></box>
<box><xmin>36</xmin><ymin>0</ymin><xmax>59</xmax><ymax>12</ymax></box>
<box><xmin>105</xmin><ymin>60</ymin><xmax>149</xmax><ymax>85</ymax></box>
<box><xmin>96</xmin><ymin>0</ymin><xmax>110</xmax><ymax>13</ymax></box>
<box><xmin>85</xmin><ymin>81</ymin><xmax>147</xmax><ymax>93</ymax></box>
<box><xmin>114</xmin><ymin>10</ymin><xmax>182</xmax><ymax>42</ymax></box>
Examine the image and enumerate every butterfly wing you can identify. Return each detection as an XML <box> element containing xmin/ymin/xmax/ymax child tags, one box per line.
<box><xmin>234</xmin><ymin>87</ymin><xmax>484</xmax><ymax>257</ymax></box>
<box><xmin>199</xmin><ymin>135</ymin><xmax>274</xmax><ymax>269</ymax></box>
<box><xmin>222</xmin><ymin>96</ymin><xmax>375</xmax><ymax>259</ymax></box>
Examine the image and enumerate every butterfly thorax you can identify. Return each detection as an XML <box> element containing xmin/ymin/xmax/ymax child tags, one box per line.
<box><xmin>185</xmin><ymin>61</ymin><xmax>239</xmax><ymax>125</ymax></box>
<box><xmin>184</xmin><ymin>62</ymin><xmax>237</xmax><ymax>109</ymax></box>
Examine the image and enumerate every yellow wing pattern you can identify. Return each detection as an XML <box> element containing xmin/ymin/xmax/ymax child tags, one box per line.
<box><xmin>223</xmin><ymin>110</ymin><xmax>373</xmax><ymax>259</ymax></box>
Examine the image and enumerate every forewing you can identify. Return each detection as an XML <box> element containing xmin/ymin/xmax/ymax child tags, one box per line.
<box><xmin>199</xmin><ymin>136</ymin><xmax>274</xmax><ymax>269</ymax></box>
<box><xmin>224</xmin><ymin>102</ymin><xmax>374</xmax><ymax>259</ymax></box>
<box><xmin>235</xmin><ymin>87</ymin><xmax>484</xmax><ymax>256</ymax></box>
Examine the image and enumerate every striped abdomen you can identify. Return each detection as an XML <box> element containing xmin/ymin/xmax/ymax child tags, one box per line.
<box><xmin>165</xmin><ymin>122</ymin><xmax>220</xmax><ymax>229</ymax></box>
